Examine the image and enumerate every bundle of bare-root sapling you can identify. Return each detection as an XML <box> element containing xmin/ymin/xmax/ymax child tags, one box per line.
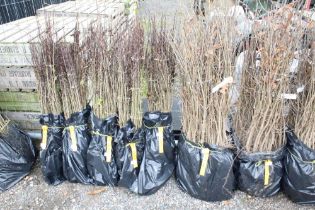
<box><xmin>85</xmin><ymin>19</ymin><xmax>143</xmax><ymax>186</ymax></box>
<box><xmin>113</xmin><ymin>20</ymin><xmax>149</xmax><ymax>194</ymax></box>
<box><xmin>84</xmin><ymin>22</ymin><xmax>123</xmax><ymax>186</ymax></box>
<box><xmin>56</xmin><ymin>24</ymin><xmax>92</xmax><ymax>184</ymax></box>
<box><xmin>232</xmin><ymin>11</ymin><xmax>305</xmax><ymax>197</ymax></box>
<box><xmin>283</xmin><ymin>36</ymin><xmax>315</xmax><ymax>204</ymax></box>
<box><xmin>121</xmin><ymin>19</ymin><xmax>177</xmax><ymax>195</ymax></box>
<box><xmin>31</xmin><ymin>21</ymin><xmax>65</xmax><ymax>185</ymax></box>
<box><xmin>172</xmin><ymin>18</ymin><xmax>236</xmax><ymax>202</ymax></box>
<box><xmin>0</xmin><ymin>115</ymin><xmax>35</xmax><ymax>191</ymax></box>
<box><xmin>111</xmin><ymin>20</ymin><xmax>167</xmax><ymax>194</ymax></box>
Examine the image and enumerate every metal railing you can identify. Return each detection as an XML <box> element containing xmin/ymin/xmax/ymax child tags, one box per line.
<box><xmin>0</xmin><ymin>0</ymin><xmax>69</xmax><ymax>24</ymax></box>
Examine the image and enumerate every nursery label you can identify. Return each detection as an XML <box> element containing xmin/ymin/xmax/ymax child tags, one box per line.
<box><xmin>199</xmin><ymin>148</ymin><xmax>210</xmax><ymax>176</ymax></box>
<box><xmin>297</xmin><ymin>86</ymin><xmax>305</xmax><ymax>93</ymax></box>
<box><xmin>41</xmin><ymin>125</ymin><xmax>48</xmax><ymax>150</ymax></box>
<box><xmin>211</xmin><ymin>77</ymin><xmax>234</xmax><ymax>93</ymax></box>
<box><xmin>129</xmin><ymin>143</ymin><xmax>138</xmax><ymax>168</ymax></box>
<box><xmin>105</xmin><ymin>136</ymin><xmax>113</xmax><ymax>162</ymax></box>
<box><xmin>281</xmin><ymin>94</ymin><xmax>297</xmax><ymax>100</ymax></box>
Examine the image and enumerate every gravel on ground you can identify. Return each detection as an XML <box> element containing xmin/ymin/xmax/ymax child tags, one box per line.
<box><xmin>1</xmin><ymin>1</ymin><xmax>312</xmax><ymax>210</ymax></box>
<box><xmin>0</xmin><ymin>161</ymin><xmax>310</xmax><ymax>210</ymax></box>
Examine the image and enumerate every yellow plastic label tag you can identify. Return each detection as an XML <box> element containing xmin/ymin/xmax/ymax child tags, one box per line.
<box><xmin>199</xmin><ymin>148</ymin><xmax>210</xmax><ymax>176</ymax></box>
<box><xmin>264</xmin><ymin>160</ymin><xmax>272</xmax><ymax>186</ymax></box>
<box><xmin>129</xmin><ymin>143</ymin><xmax>138</xmax><ymax>168</ymax></box>
<box><xmin>69</xmin><ymin>126</ymin><xmax>77</xmax><ymax>152</ymax></box>
<box><xmin>158</xmin><ymin>127</ymin><xmax>164</xmax><ymax>154</ymax></box>
<box><xmin>105</xmin><ymin>136</ymin><xmax>112</xmax><ymax>163</ymax></box>
<box><xmin>41</xmin><ymin>125</ymin><xmax>48</xmax><ymax>150</ymax></box>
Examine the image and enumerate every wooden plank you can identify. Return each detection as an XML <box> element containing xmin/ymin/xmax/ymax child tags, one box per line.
<box><xmin>0</xmin><ymin>101</ymin><xmax>41</xmax><ymax>112</ymax></box>
<box><xmin>44</xmin><ymin>1</ymin><xmax>75</xmax><ymax>13</ymax></box>
<box><xmin>12</xmin><ymin>120</ymin><xmax>41</xmax><ymax>130</ymax></box>
<box><xmin>0</xmin><ymin>17</ymin><xmax>38</xmax><ymax>39</ymax></box>
<box><xmin>0</xmin><ymin>43</ymin><xmax>33</xmax><ymax>66</ymax></box>
<box><xmin>6</xmin><ymin>18</ymin><xmax>47</xmax><ymax>43</ymax></box>
<box><xmin>1</xmin><ymin>111</ymin><xmax>41</xmax><ymax>121</ymax></box>
<box><xmin>67</xmin><ymin>1</ymin><xmax>95</xmax><ymax>14</ymax></box>
<box><xmin>0</xmin><ymin>91</ymin><xmax>39</xmax><ymax>103</ymax></box>
<box><xmin>30</xmin><ymin>16</ymin><xmax>92</xmax><ymax>43</ymax></box>
<box><xmin>0</xmin><ymin>2</ymin><xmax>128</xmax><ymax>66</ymax></box>
<box><xmin>1</xmin><ymin>111</ymin><xmax>41</xmax><ymax>130</ymax></box>
<box><xmin>0</xmin><ymin>17</ymin><xmax>79</xmax><ymax>65</ymax></box>
<box><xmin>0</xmin><ymin>66</ymin><xmax>37</xmax><ymax>90</ymax></box>
<box><xmin>37</xmin><ymin>0</ymin><xmax>125</xmax><ymax>19</ymax></box>
<box><xmin>37</xmin><ymin>1</ymin><xmax>79</xmax><ymax>17</ymax></box>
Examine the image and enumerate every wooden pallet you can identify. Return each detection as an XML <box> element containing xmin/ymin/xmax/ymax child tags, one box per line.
<box><xmin>0</xmin><ymin>66</ymin><xmax>37</xmax><ymax>90</ymax></box>
<box><xmin>0</xmin><ymin>13</ymin><xmax>129</xmax><ymax>66</ymax></box>
<box><xmin>0</xmin><ymin>111</ymin><xmax>41</xmax><ymax>130</ymax></box>
<box><xmin>0</xmin><ymin>91</ymin><xmax>40</xmax><ymax>112</ymax></box>
<box><xmin>37</xmin><ymin>0</ymin><xmax>126</xmax><ymax>19</ymax></box>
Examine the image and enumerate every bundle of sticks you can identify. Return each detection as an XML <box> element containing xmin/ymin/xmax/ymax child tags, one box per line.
<box><xmin>172</xmin><ymin>17</ymin><xmax>236</xmax><ymax>146</ymax></box>
<box><xmin>288</xmin><ymin>43</ymin><xmax>315</xmax><ymax>149</ymax></box>
<box><xmin>144</xmin><ymin>19</ymin><xmax>176</xmax><ymax>112</ymax></box>
<box><xmin>31</xmin><ymin>23</ymin><xmax>63</xmax><ymax>115</ymax></box>
<box><xmin>233</xmin><ymin>11</ymin><xmax>306</xmax><ymax>152</ymax></box>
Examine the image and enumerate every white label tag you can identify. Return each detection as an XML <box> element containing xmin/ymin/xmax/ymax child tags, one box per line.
<box><xmin>71</xmin><ymin>144</ymin><xmax>78</xmax><ymax>152</ymax></box>
<box><xmin>289</xmin><ymin>59</ymin><xmax>299</xmax><ymax>73</ymax></box>
<box><xmin>131</xmin><ymin>160</ymin><xmax>137</xmax><ymax>165</ymax></box>
<box><xmin>281</xmin><ymin>93</ymin><xmax>297</xmax><ymax>100</ymax></box>
<box><xmin>297</xmin><ymin>85</ymin><xmax>305</xmax><ymax>93</ymax></box>
<box><xmin>211</xmin><ymin>77</ymin><xmax>234</xmax><ymax>93</ymax></box>
<box><xmin>40</xmin><ymin>143</ymin><xmax>46</xmax><ymax>150</ymax></box>
<box><xmin>266</xmin><ymin>161</ymin><xmax>273</xmax><ymax>166</ymax></box>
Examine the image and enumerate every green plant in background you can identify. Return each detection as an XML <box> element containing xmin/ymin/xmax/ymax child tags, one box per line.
<box><xmin>242</xmin><ymin>0</ymin><xmax>273</xmax><ymax>16</ymax></box>
<box><xmin>124</xmin><ymin>0</ymin><xmax>131</xmax><ymax>16</ymax></box>
<box><xmin>124</xmin><ymin>0</ymin><xmax>138</xmax><ymax>16</ymax></box>
<box><xmin>140</xmin><ymin>67</ymin><xmax>148</xmax><ymax>98</ymax></box>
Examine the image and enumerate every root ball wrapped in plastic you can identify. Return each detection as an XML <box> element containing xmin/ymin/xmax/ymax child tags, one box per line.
<box><xmin>233</xmin><ymin>135</ymin><xmax>284</xmax><ymax>197</ymax></box>
<box><xmin>175</xmin><ymin>135</ymin><xmax>235</xmax><ymax>202</ymax></box>
<box><xmin>139</xmin><ymin>111</ymin><xmax>175</xmax><ymax>195</ymax></box>
<box><xmin>115</xmin><ymin>120</ymin><xmax>145</xmax><ymax>192</ymax></box>
<box><xmin>40</xmin><ymin>114</ymin><xmax>65</xmax><ymax>185</ymax></box>
<box><xmin>170</xmin><ymin>17</ymin><xmax>238</xmax><ymax>202</ymax></box>
<box><xmin>87</xmin><ymin>113</ymin><xmax>119</xmax><ymax>186</ymax></box>
<box><xmin>283</xmin><ymin>130</ymin><xmax>315</xmax><ymax>204</ymax></box>
<box><xmin>230</xmin><ymin>12</ymin><xmax>306</xmax><ymax>197</ymax></box>
<box><xmin>0</xmin><ymin>120</ymin><xmax>36</xmax><ymax>191</ymax></box>
<box><xmin>63</xmin><ymin>107</ymin><xmax>92</xmax><ymax>184</ymax></box>
<box><xmin>116</xmin><ymin>112</ymin><xmax>175</xmax><ymax>195</ymax></box>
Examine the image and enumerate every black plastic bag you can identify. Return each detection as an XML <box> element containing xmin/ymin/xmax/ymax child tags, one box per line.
<box><xmin>0</xmin><ymin>123</ymin><xmax>36</xmax><ymax>191</ymax></box>
<box><xmin>87</xmin><ymin>112</ymin><xmax>119</xmax><ymax>186</ymax></box>
<box><xmin>138</xmin><ymin>111</ymin><xmax>175</xmax><ymax>195</ymax></box>
<box><xmin>40</xmin><ymin>114</ymin><xmax>65</xmax><ymax>185</ymax></box>
<box><xmin>115</xmin><ymin>120</ymin><xmax>145</xmax><ymax>191</ymax></box>
<box><xmin>233</xmin><ymin>134</ymin><xmax>285</xmax><ymax>197</ymax></box>
<box><xmin>63</xmin><ymin>107</ymin><xmax>92</xmax><ymax>184</ymax></box>
<box><xmin>175</xmin><ymin>135</ymin><xmax>235</xmax><ymax>202</ymax></box>
<box><xmin>283</xmin><ymin>129</ymin><xmax>315</xmax><ymax>204</ymax></box>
